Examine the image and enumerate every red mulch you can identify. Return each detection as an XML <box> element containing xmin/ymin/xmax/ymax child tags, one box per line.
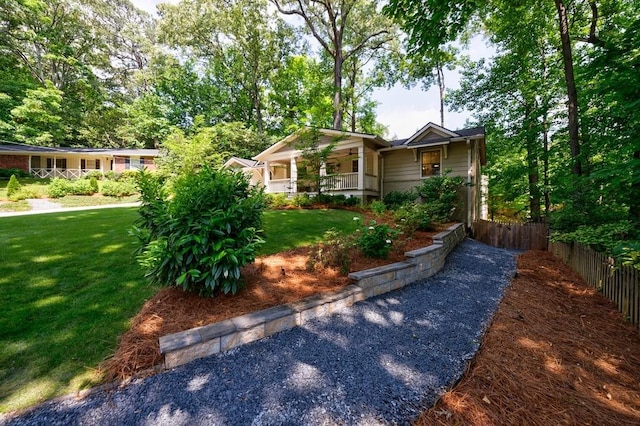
<box><xmin>416</xmin><ymin>250</ymin><xmax>640</xmax><ymax>425</ymax></box>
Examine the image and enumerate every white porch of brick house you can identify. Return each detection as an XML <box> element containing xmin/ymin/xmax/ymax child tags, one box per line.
<box><xmin>262</xmin><ymin>143</ymin><xmax>381</xmax><ymax>199</ymax></box>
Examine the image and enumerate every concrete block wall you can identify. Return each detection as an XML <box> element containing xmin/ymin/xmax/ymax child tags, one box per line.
<box><xmin>159</xmin><ymin>223</ymin><xmax>466</xmax><ymax>369</ymax></box>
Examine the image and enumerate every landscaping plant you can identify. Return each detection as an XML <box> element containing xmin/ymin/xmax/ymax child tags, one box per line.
<box><xmin>132</xmin><ymin>167</ymin><xmax>266</xmax><ymax>296</ymax></box>
<box><xmin>356</xmin><ymin>220</ymin><xmax>398</xmax><ymax>258</ymax></box>
<box><xmin>416</xmin><ymin>172</ymin><xmax>465</xmax><ymax>223</ymax></box>
<box><xmin>6</xmin><ymin>174</ymin><xmax>21</xmax><ymax>197</ymax></box>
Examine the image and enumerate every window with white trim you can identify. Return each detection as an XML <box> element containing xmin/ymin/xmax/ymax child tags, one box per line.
<box><xmin>421</xmin><ymin>150</ymin><xmax>441</xmax><ymax>177</ymax></box>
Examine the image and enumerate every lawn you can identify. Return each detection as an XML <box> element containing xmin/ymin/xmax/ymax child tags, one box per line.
<box><xmin>0</xmin><ymin>207</ymin><xmax>361</xmax><ymax>413</ymax></box>
<box><xmin>0</xmin><ymin>177</ymin><xmax>50</xmax><ymax>200</ymax></box>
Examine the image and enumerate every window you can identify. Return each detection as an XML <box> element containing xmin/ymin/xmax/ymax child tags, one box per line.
<box><xmin>81</xmin><ymin>159</ymin><xmax>86</xmax><ymax>170</ymax></box>
<box><xmin>421</xmin><ymin>150</ymin><xmax>441</xmax><ymax>177</ymax></box>
<box><xmin>55</xmin><ymin>158</ymin><xmax>67</xmax><ymax>170</ymax></box>
<box><xmin>352</xmin><ymin>159</ymin><xmax>359</xmax><ymax>173</ymax></box>
<box><xmin>126</xmin><ymin>157</ymin><xmax>143</xmax><ymax>170</ymax></box>
<box><xmin>95</xmin><ymin>159</ymin><xmax>100</xmax><ymax>169</ymax></box>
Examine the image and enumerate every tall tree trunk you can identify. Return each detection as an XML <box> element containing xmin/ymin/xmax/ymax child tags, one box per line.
<box><xmin>525</xmin><ymin>108</ymin><xmax>541</xmax><ymax>222</ymax></box>
<box><xmin>631</xmin><ymin>150</ymin><xmax>640</xmax><ymax>221</ymax></box>
<box><xmin>333</xmin><ymin>52</ymin><xmax>343</xmax><ymax>130</ymax></box>
<box><xmin>436</xmin><ymin>61</ymin><xmax>445</xmax><ymax>127</ymax></box>
<box><xmin>350</xmin><ymin>60</ymin><xmax>357</xmax><ymax>132</ymax></box>
<box><xmin>543</xmin><ymin>114</ymin><xmax>551</xmax><ymax>216</ymax></box>
<box><xmin>554</xmin><ymin>0</ymin><xmax>582</xmax><ymax>176</ymax></box>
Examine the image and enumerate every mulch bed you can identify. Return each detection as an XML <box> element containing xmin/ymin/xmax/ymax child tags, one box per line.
<box><xmin>416</xmin><ymin>250</ymin><xmax>640</xmax><ymax>425</ymax></box>
<box><xmin>100</xmin><ymin>224</ymin><xmax>438</xmax><ymax>382</ymax></box>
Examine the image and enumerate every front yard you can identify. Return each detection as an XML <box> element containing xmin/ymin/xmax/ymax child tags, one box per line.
<box><xmin>0</xmin><ymin>207</ymin><xmax>365</xmax><ymax>413</ymax></box>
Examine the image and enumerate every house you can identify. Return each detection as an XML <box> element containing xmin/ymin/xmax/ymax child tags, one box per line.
<box><xmin>222</xmin><ymin>157</ymin><xmax>263</xmax><ymax>187</ymax></box>
<box><xmin>0</xmin><ymin>143</ymin><xmax>160</xmax><ymax>178</ymax></box>
<box><xmin>245</xmin><ymin>123</ymin><xmax>487</xmax><ymax>225</ymax></box>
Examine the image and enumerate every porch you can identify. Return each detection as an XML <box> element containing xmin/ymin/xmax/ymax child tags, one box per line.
<box><xmin>264</xmin><ymin>145</ymin><xmax>381</xmax><ymax>196</ymax></box>
<box><xmin>30</xmin><ymin>168</ymin><xmax>101</xmax><ymax>179</ymax></box>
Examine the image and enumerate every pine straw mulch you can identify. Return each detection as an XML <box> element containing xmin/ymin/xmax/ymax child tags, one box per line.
<box><xmin>100</xmin><ymin>223</ymin><xmax>439</xmax><ymax>382</ymax></box>
<box><xmin>417</xmin><ymin>249</ymin><xmax>640</xmax><ymax>426</ymax></box>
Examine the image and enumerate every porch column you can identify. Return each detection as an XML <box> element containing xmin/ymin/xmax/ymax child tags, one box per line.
<box><xmin>290</xmin><ymin>157</ymin><xmax>297</xmax><ymax>194</ymax></box>
<box><xmin>357</xmin><ymin>146</ymin><xmax>364</xmax><ymax>191</ymax></box>
<box><xmin>53</xmin><ymin>155</ymin><xmax>57</xmax><ymax>178</ymax></box>
<box><xmin>264</xmin><ymin>160</ymin><xmax>270</xmax><ymax>192</ymax></box>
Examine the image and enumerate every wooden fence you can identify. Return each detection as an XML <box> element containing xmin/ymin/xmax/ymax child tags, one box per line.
<box><xmin>472</xmin><ymin>220</ymin><xmax>549</xmax><ymax>250</ymax></box>
<box><xmin>550</xmin><ymin>241</ymin><xmax>640</xmax><ymax>332</ymax></box>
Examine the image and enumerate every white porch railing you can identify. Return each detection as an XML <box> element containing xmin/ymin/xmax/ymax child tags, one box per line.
<box><xmin>31</xmin><ymin>168</ymin><xmax>100</xmax><ymax>179</ymax></box>
<box><xmin>323</xmin><ymin>172</ymin><xmax>358</xmax><ymax>190</ymax></box>
<box><xmin>268</xmin><ymin>178</ymin><xmax>293</xmax><ymax>193</ymax></box>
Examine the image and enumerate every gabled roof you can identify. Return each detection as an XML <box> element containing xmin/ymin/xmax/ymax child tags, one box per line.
<box><xmin>223</xmin><ymin>157</ymin><xmax>261</xmax><ymax>169</ymax></box>
<box><xmin>254</xmin><ymin>127</ymin><xmax>390</xmax><ymax>161</ymax></box>
<box><xmin>400</xmin><ymin>123</ymin><xmax>485</xmax><ymax>148</ymax></box>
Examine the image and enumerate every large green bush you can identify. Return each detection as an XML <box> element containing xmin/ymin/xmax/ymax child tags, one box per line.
<box><xmin>383</xmin><ymin>190</ymin><xmax>416</xmax><ymax>210</ymax></box>
<box><xmin>6</xmin><ymin>174</ymin><xmax>21</xmax><ymax>197</ymax></box>
<box><xmin>47</xmin><ymin>178</ymin><xmax>71</xmax><ymax>198</ymax></box>
<box><xmin>47</xmin><ymin>178</ymin><xmax>96</xmax><ymax>197</ymax></box>
<box><xmin>101</xmin><ymin>180</ymin><xmax>136</xmax><ymax>197</ymax></box>
<box><xmin>132</xmin><ymin>167</ymin><xmax>266</xmax><ymax>296</ymax></box>
<box><xmin>416</xmin><ymin>172</ymin><xmax>465</xmax><ymax>223</ymax></box>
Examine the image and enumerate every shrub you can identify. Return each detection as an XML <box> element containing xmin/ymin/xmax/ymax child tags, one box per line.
<box><xmin>83</xmin><ymin>170</ymin><xmax>104</xmax><ymax>180</ymax></box>
<box><xmin>118</xmin><ymin>170</ymin><xmax>140</xmax><ymax>182</ymax></box>
<box><xmin>383</xmin><ymin>190</ymin><xmax>416</xmax><ymax>210</ymax></box>
<box><xmin>292</xmin><ymin>193</ymin><xmax>313</xmax><ymax>207</ymax></box>
<box><xmin>6</xmin><ymin>174</ymin><xmax>21</xmax><ymax>197</ymax></box>
<box><xmin>8</xmin><ymin>187</ymin><xmax>40</xmax><ymax>201</ymax></box>
<box><xmin>369</xmin><ymin>200</ymin><xmax>386</xmax><ymax>216</ymax></box>
<box><xmin>307</xmin><ymin>229</ymin><xmax>355</xmax><ymax>274</ymax></box>
<box><xmin>356</xmin><ymin>220</ymin><xmax>398</xmax><ymax>258</ymax></box>
<box><xmin>101</xmin><ymin>180</ymin><xmax>136</xmax><ymax>197</ymax></box>
<box><xmin>345</xmin><ymin>196</ymin><xmax>359</xmax><ymax>207</ymax></box>
<box><xmin>394</xmin><ymin>203</ymin><xmax>433</xmax><ymax>233</ymax></box>
<box><xmin>103</xmin><ymin>171</ymin><xmax>120</xmax><ymax>181</ymax></box>
<box><xmin>48</xmin><ymin>178</ymin><xmax>71</xmax><ymax>198</ymax></box>
<box><xmin>68</xmin><ymin>179</ymin><xmax>95</xmax><ymax>195</ymax></box>
<box><xmin>89</xmin><ymin>176</ymin><xmax>99</xmax><ymax>194</ymax></box>
<box><xmin>265</xmin><ymin>193</ymin><xmax>291</xmax><ymax>209</ymax></box>
<box><xmin>416</xmin><ymin>172</ymin><xmax>465</xmax><ymax>223</ymax></box>
<box><xmin>0</xmin><ymin>168</ymin><xmax>30</xmax><ymax>178</ymax></box>
<box><xmin>132</xmin><ymin>167</ymin><xmax>266</xmax><ymax>296</ymax></box>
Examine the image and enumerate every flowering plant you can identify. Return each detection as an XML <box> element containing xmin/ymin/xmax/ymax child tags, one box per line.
<box><xmin>356</xmin><ymin>220</ymin><xmax>398</xmax><ymax>258</ymax></box>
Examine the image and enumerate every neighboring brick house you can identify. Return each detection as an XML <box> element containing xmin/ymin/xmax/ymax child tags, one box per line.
<box><xmin>0</xmin><ymin>144</ymin><xmax>160</xmax><ymax>178</ymax></box>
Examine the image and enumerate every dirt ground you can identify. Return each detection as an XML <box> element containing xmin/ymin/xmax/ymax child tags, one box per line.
<box><xmin>417</xmin><ymin>250</ymin><xmax>640</xmax><ymax>425</ymax></box>
<box><xmin>100</xmin><ymin>227</ymin><xmax>437</xmax><ymax>381</ymax></box>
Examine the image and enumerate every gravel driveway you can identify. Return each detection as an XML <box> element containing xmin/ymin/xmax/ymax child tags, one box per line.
<box><xmin>3</xmin><ymin>239</ymin><xmax>517</xmax><ymax>426</ymax></box>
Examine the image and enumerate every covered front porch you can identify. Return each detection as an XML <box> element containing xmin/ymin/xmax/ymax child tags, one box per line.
<box><xmin>264</xmin><ymin>144</ymin><xmax>381</xmax><ymax>198</ymax></box>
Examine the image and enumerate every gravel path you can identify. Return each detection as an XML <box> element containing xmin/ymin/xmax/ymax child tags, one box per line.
<box><xmin>3</xmin><ymin>239</ymin><xmax>517</xmax><ymax>426</ymax></box>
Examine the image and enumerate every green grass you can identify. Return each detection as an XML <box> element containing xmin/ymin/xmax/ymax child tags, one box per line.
<box><xmin>260</xmin><ymin>209</ymin><xmax>362</xmax><ymax>255</ymax></box>
<box><xmin>0</xmin><ymin>200</ymin><xmax>31</xmax><ymax>212</ymax></box>
<box><xmin>0</xmin><ymin>207</ymin><xmax>158</xmax><ymax>413</ymax></box>
<box><xmin>0</xmin><ymin>207</ymin><xmax>361</xmax><ymax>413</ymax></box>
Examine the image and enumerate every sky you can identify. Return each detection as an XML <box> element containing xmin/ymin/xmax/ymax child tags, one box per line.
<box><xmin>130</xmin><ymin>0</ymin><xmax>493</xmax><ymax>139</ymax></box>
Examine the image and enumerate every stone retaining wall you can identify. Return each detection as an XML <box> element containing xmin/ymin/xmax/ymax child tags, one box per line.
<box><xmin>159</xmin><ymin>223</ymin><xmax>467</xmax><ymax>369</ymax></box>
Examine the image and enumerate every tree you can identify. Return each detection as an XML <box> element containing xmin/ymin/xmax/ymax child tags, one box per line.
<box><xmin>158</xmin><ymin>0</ymin><xmax>298</xmax><ymax>134</ymax></box>
<box><xmin>10</xmin><ymin>81</ymin><xmax>64</xmax><ymax>146</ymax></box>
<box><xmin>271</xmin><ymin>0</ymin><xmax>395</xmax><ymax>130</ymax></box>
<box><xmin>158</xmin><ymin>121</ymin><xmax>267</xmax><ymax>176</ymax></box>
<box><xmin>292</xmin><ymin>128</ymin><xmax>341</xmax><ymax>196</ymax></box>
